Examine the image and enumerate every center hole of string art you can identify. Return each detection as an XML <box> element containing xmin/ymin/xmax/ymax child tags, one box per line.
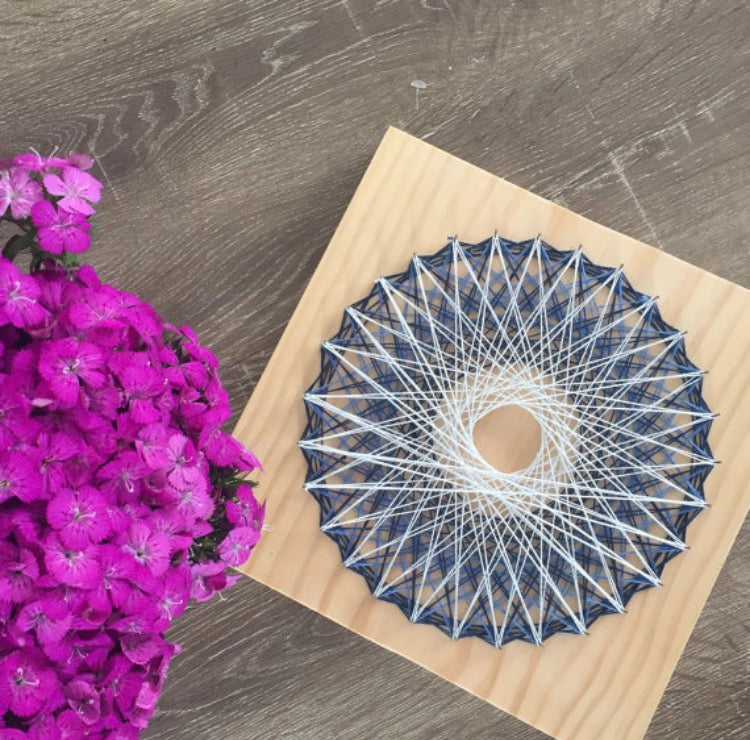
<box><xmin>432</xmin><ymin>365</ymin><xmax>580</xmax><ymax>518</ymax></box>
<box><xmin>472</xmin><ymin>404</ymin><xmax>541</xmax><ymax>474</ymax></box>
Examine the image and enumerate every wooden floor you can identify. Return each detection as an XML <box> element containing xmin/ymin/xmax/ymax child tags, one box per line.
<box><xmin>2</xmin><ymin>2</ymin><xmax>747</xmax><ymax>738</ymax></box>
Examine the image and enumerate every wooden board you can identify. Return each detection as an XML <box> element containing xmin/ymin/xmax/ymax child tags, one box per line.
<box><xmin>234</xmin><ymin>127</ymin><xmax>750</xmax><ymax>740</ymax></box>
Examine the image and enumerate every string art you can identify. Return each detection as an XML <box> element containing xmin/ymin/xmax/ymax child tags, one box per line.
<box><xmin>299</xmin><ymin>236</ymin><xmax>715</xmax><ymax>647</ymax></box>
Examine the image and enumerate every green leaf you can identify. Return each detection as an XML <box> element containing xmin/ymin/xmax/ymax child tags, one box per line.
<box><xmin>60</xmin><ymin>252</ymin><xmax>80</xmax><ymax>268</ymax></box>
<box><xmin>2</xmin><ymin>233</ymin><xmax>31</xmax><ymax>262</ymax></box>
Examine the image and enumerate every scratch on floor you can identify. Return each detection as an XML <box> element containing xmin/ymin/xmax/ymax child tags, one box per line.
<box><xmin>608</xmin><ymin>153</ymin><xmax>663</xmax><ymax>249</ymax></box>
<box><xmin>567</xmin><ymin>71</ymin><xmax>600</xmax><ymax>128</ymax></box>
<box><xmin>695</xmin><ymin>83</ymin><xmax>738</xmax><ymax>123</ymax></box>
<box><xmin>442</xmin><ymin>0</ymin><xmax>457</xmax><ymax>22</ymax></box>
<box><xmin>698</xmin><ymin>104</ymin><xmax>716</xmax><ymax>122</ymax></box>
<box><xmin>421</xmin><ymin>108</ymin><xmax>463</xmax><ymax>140</ymax></box>
<box><xmin>91</xmin><ymin>154</ymin><xmax>121</xmax><ymax>203</ymax></box>
<box><xmin>678</xmin><ymin>121</ymin><xmax>692</xmax><ymax>143</ymax></box>
<box><xmin>340</xmin><ymin>0</ymin><xmax>365</xmax><ymax>38</ymax></box>
<box><xmin>260</xmin><ymin>22</ymin><xmax>314</xmax><ymax>77</ymax></box>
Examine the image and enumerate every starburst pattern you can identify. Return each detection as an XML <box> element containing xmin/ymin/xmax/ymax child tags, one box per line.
<box><xmin>300</xmin><ymin>236</ymin><xmax>715</xmax><ymax>646</ymax></box>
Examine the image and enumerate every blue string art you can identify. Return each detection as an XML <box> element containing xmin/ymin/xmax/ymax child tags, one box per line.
<box><xmin>300</xmin><ymin>236</ymin><xmax>715</xmax><ymax>647</ymax></box>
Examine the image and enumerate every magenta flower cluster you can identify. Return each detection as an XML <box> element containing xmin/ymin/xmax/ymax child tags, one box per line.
<box><xmin>0</xmin><ymin>152</ymin><xmax>99</xmax><ymax>256</ymax></box>
<box><xmin>0</xmin><ymin>153</ymin><xmax>263</xmax><ymax>737</ymax></box>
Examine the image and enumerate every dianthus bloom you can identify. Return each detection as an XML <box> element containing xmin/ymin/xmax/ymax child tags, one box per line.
<box><xmin>42</xmin><ymin>166</ymin><xmax>101</xmax><ymax>216</ymax></box>
<box><xmin>0</xmin><ymin>151</ymin><xmax>263</xmax><ymax>735</ymax></box>
<box><xmin>0</xmin><ymin>168</ymin><xmax>42</xmax><ymax>219</ymax></box>
<box><xmin>30</xmin><ymin>201</ymin><xmax>91</xmax><ymax>254</ymax></box>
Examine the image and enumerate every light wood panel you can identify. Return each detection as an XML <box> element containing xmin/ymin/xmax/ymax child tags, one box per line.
<box><xmin>234</xmin><ymin>127</ymin><xmax>750</xmax><ymax>740</ymax></box>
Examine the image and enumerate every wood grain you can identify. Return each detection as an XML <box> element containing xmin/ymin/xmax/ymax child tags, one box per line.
<box><xmin>0</xmin><ymin>1</ymin><xmax>747</xmax><ymax>738</ymax></box>
<box><xmin>233</xmin><ymin>127</ymin><xmax>750</xmax><ymax>739</ymax></box>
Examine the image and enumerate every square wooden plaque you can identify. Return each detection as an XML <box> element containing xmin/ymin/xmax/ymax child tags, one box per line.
<box><xmin>235</xmin><ymin>127</ymin><xmax>750</xmax><ymax>740</ymax></box>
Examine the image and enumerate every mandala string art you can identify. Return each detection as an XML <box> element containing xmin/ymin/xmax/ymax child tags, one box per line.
<box><xmin>300</xmin><ymin>236</ymin><xmax>715</xmax><ymax>647</ymax></box>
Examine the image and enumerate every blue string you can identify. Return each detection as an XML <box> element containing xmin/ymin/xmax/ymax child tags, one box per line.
<box><xmin>300</xmin><ymin>237</ymin><xmax>714</xmax><ymax>646</ymax></box>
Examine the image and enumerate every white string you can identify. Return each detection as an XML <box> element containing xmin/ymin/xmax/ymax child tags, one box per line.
<box><xmin>301</xmin><ymin>237</ymin><xmax>714</xmax><ymax>645</ymax></box>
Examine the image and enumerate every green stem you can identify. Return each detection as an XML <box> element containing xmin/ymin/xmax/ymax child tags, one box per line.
<box><xmin>2</xmin><ymin>233</ymin><xmax>33</xmax><ymax>262</ymax></box>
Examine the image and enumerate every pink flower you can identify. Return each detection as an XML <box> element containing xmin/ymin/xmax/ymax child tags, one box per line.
<box><xmin>65</xmin><ymin>152</ymin><xmax>94</xmax><ymax>171</ymax></box>
<box><xmin>39</xmin><ymin>338</ymin><xmax>105</xmax><ymax>405</ymax></box>
<box><xmin>189</xmin><ymin>560</ymin><xmax>229</xmax><ymax>602</ymax></box>
<box><xmin>119</xmin><ymin>363</ymin><xmax>166</xmax><ymax>423</ymax></box>
<box><xmin>44</xmin><ymin>534</ymin><xmax>102</xmax><ymax>589</ymax></box>
<box><xmin>0</xmin><ymin>650</ymin><xmax>58</xmax><ymax>717</ymax></box>
<box><xmin>66</xmin><ymin>284</ymin><xmax>127</xmax><ymax>331</ymax></box>
<box><xmin>9</xmin><ymin>509</ymin><xmax>45</xmax><ymax>550</ymax></box>
<box><xmin>0</xmin><ymin>731</ymin><xmax>27</xmax><ymax>739</ymax></box>
<box><xmin>108</xmin><ymin>592</ymin><xmax>159</xmax><ymax>634</ymax></box>
<box><xmin>15</xmin><ymin>599</ymin><xmax>72</xmax><ymax>645</ymax></box>
<box><xmin>64</xmin><ymin>679</ymin><xmax>101</xmax><ymax>726</ymax></box>
<box><xmin>199</xmin><ymin>427</ymin><xmax>244</xmax><ymax>467</ymax></box>
<box><xmin>56</xmin><ymin>709</ymin><xmax>89</xmax><ymax>738</ymax></box>
<box><xmin>37</xmin><ymin>431</ymin><xmax>84</xmax><ymax>494</ymax></box>
<box><xmin>135</xmin><ymin>424</ymin><xmax>170</xmax><ymax>470</ymax></box>
<box><xmin>0</xmin><ymin>259</ymin><xmax>48</xmax><ymax>329</ymax></box>
<box><xmin>84</xmin><ymin>380</ymin><xmax>121</xmax><ymax>419</ymax></box>
<box><xmin>12</xmin><ymin>152</ymin><xmax>70</xmax><ymax>171</ymax></box>
<box><xmin>226</xmin><ymin>484</ymin><xmax>265</xmax><ymax>530</ymax></box>
<box><xmin>169</xmin><ymin>360</ymin><xmax>208</xmax><ymax>389</ymax></box>
<box><xmin>155</xmin><ymin>569</ymin><xmax>190</xmax><ymax>627</ymax></box>
<box><xmin>43</xmin><ymin>167</ymin><xmax>102</xmax><ymax>215</ymax></box>
<box><xmin>96</xmin><ymin>450</ymin><xmax>150</xmax><ymax>504</ymax></box>
<box><xmin>0</xmin><ymin>547</ymin><xmax>40</xmax><ymax>602</ymax></box>
<box><xmin>27</xmin><ymin>712</ymin><xmax>62</xmax><ymax>740</ymax></box>
<box><xmin>121</xmin><ymin>521</ymin><xmax>170</xmax><ymax>576</ymax></box>
<box><xmin>164</xmin><ymin>434</ymin><xmax>201</xmax><ymax>488</ymax></box>
<box><xmin>134</xmin><ymin>681</ymin><xmax>160</xmax><ymax>718</ymax></box>
<box><xmin>69</xmin><ymin>588</ymin><xmax>110</xmax><ymax>631</ymax></box>
<box><xmin>67</xmin><ymin>407</ymin><xmax>117</xmax><ymax>461</ymax></box>
<box><xmin>202</xmin><ymin>377</ymin><xmax>231</xmax><ymax>424</ymax></box>
<box><xmin>0</xmin><ymin>451</ymin><xmax>42</xmax><ymax>504</ymax></box>
<box><xmin>96</xmin><ymin>544</ymin><xmax>133</xmax><ymax>600</ymax></box>
<box><xmin>120</xmin><ymin>634</ymin><xmax>165</xmax><ymax>666</ymax></box>
<box><xmin>164</xmin><ymin>474</ymin><xmax>213</xmax><ymax>522</ymax></box>
<box><xmin>70</xmin><ymin>631</ymin><xmax>113</xmax><ymax>670</ymax></box>
<box><xmin>149</xmin><ymin>511</ymin><xmax>193</xmax><ymax>553</ymax></box>
<box><xmin>102</xmin><ymin>655</ymin><xmax>144</xmax><ymax>716</ymax></box>
<box><xmin>0</xmin><ymin>167</ymin><xmax>43</xmax><ymax>219</ymax></box>
<box><xmin>218</xmin><ymin>526</ymin><xmax>261</xmax><ymax>567</ymax></box>
<box><xmin>176</xmin><ymin>324</ymin><xmax>219</xmax><ymax>368</ymax></box>
<box><xmin>46</xmin><ymin>485</ymin><xmax>110</xmax><ymax>548</ymax></box>
<box><xmin>30</xmin><ymin>200</ymin><xmax>91</xmax><ymax>254</ymax></box>
<box><xmin>237</xmin><ymin>447</ymin><xmax>262</xmax><ymax>473</ymax></box>
<box><xmin>0</xmin><ymin>384</ymin><xmax>33</xmax><ymax>447</ymax></box>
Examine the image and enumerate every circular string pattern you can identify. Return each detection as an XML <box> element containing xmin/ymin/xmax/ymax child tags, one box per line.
<box><xmin>300</xmin><ymin>236</ymin><xmax>715</xmax><ymax>647</ymax></box>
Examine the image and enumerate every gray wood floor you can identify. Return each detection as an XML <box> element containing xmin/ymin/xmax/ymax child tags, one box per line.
<box><xmin>2</xmin><ymin>1</ymin><xmax>748</xmax><ymax>738</ymax></box>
